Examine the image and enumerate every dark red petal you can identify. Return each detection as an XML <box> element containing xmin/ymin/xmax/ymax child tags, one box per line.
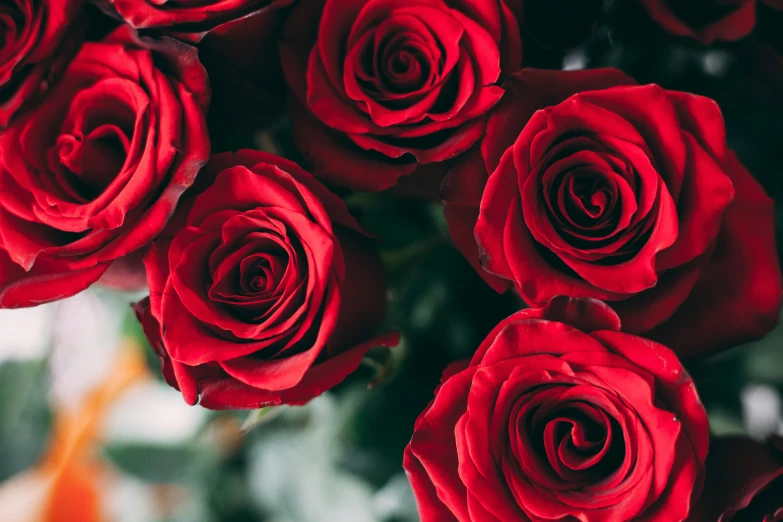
<box><xmin>403</xmin><ymin>446</ymin><xmax>461</xmax><ymax>522</ymax></box>
<box><xmin>641</xmin><ymin>0</ymin><xmax>756</xmax><ymax>44</ymax></box>
<box><xmin>654</xmin><ymin>132</ymin><xmax>734</xmax><ymax>272</ymax></box>
<box><xmin>407</xmin><ymin>367</ymin><xmax>477</xmax><ymax>522</ymax></box>
<box><xmin>198</xmin><ymin>331</ymin><xmax>400</xmax><ymax>409</ymax></box>
<box><xmin>482</xmin><ymin>68</ymin><xmax>638</xmax><ymax>174</ymax></box>
<box><xmin>0</xmin><ymin>248</ymin><xmax>108</xmax><ymax>308</ymax></box>
<box><xmin>289</xmin><ymin>99</ymin><xmax>417</xmax><ymax>191</ymax></box>
<box><xmin>648</xmin><ymin>152</ymin><xmax>782</xmax><ymax>360</ymax></box>
<box><xmin>689</xmin><ymin>437</ymin><xmax>783</xmax><ymax>522</ymax></box>
<box><xmin>536</xmin><ymin>296</ymin><xmax>622</xmax><ymax>333</ymax></box>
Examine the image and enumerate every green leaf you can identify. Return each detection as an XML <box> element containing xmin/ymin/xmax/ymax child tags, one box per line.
<box><xmin>241</xmin><ymin>406</ymin><xmax>283</xmax><ymax>433</ymax></box>
<box><xmin>706</xmin><ymin>407</ymin><xmax>747</xmax><ymax>437</ymax></box>
<box><xmin>0</xmin><ymin>359</ymin><xmax>52</xmax><ymax>481</ymax></box>
<box><xmin>103</xmin><ymin>442</ymin><xmax>216</xmax><ymax>485</ymax></box>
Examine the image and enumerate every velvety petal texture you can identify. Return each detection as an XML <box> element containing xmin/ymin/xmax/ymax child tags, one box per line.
<box><xmin>688</xmin><ymin>436</ymin><xmax>783</xmax><ymax>522</ymax></box>
<box><xmin>641</xmin><ymin>0</ymin><xmax>757</xmax><ymax>44</ymax></box>
<box><xmin>0</xmin><ymin>0</ymin><xmax>84</xmax><ymax>127</ymax></box>
<box><xmin>279</xmin><ymin>0</ymin><xmax>523</xmax><ymax>193</ymax></box>
<box><xmin>442</xmin><ymin>68</ymin><xmax>783</xmax><ymax>360</ymax></box>
<box><xmin>135</xmin><ymin>150</ymin><xmax>398</xmax><ymax>409</ymax></box>
<box><xmin>198</xmin><ymin>6</ymin><xmax>291</xmax><ymax>135</ymax></box>
<box><xmin>0</xmin><ymin>26</ymin><xmax>211</xmax><ymax>308</ymax></box>
<box><xmin>404</xmin><ymin>296</ymin><xmax>709</xmax><ymax>522</ymax></box>
<box><xmin>96</xmin><ymin>0</ymin><xmax>295</xmax><ymax>42</ymax></box>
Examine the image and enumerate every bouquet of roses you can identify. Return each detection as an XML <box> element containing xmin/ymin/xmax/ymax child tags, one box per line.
<box><xmin>1</xmin><ymin>0</ymin><xmax>783</xmax><ymax>520</ymax></box>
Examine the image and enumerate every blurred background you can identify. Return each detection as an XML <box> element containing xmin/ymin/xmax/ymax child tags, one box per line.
<box><xmin>0</xmin><ymin>255</ymin><xmax>781</xmax><ymax>522</ymax></box>
<box><xmin>2</xmin><ymin>1</ymin><xmax>783</xmax><ymax>521</ymax></box>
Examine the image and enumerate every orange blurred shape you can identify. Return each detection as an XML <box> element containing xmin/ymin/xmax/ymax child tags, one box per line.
<box><xmin>0</xmin><ymin>341</ymin><xmax>149</xmax><ymax>522</ymax></box>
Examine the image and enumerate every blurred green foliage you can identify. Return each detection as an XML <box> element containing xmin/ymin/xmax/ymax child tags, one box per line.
<box><xmin>0</xmin><ymin>359</ymin><xmax>51</xmax><ymax>482</ymax></box>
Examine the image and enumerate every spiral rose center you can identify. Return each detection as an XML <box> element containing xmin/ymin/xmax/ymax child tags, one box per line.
<box><xmin>53</xmin><ymin>128</ymin><xmax>127</xmax><ymax>200</ymax></box>
<box><xmin>47</xmin><ymin>90</ymin><xmax>136</xmax><ymax>203</ymax></box>
<box><xmin>541</xmin><ymin>406</ymin><xmax>619</xmax><ymax>480</ymax></box>
<box><xmin>205</xmin><ymin>216</ymin><xmax>306</xmax><ymax>325</ymax></box>
<box><xmin>551</xmin><ymin>171</ymin><xmax>621</xmax><ymax>240</ymax></box>
<box><xmin>346</xmin><ymin>5</ymin><xmax>468</xmax><ymax>115</ymax></box>
<box><xmin>511</xmin><ymin>391</ymin><xmax>627</xmax><ymax>492</ymax></box>
<box><xmin>380</xmin><ymin>46</ymin><xmax>426</xmax><ymax>92</ymax></box>
<box><xmin>566</xmin><ymin>175</ymin><xmax>612</xmax><ymax>222</ymax></box>
<box><xmin>240</xmin><ymin>257</ymin><xmax>276</xmax><ymax>296</ymax></box>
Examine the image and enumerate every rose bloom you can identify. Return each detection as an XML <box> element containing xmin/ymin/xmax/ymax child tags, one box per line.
<box><xmin>279</xmin><ymin>0</ymin><xmax>523</xmax><ymax>193</ymax></box>
<box><xmin>0</xmin><ymin>0</ymin><xmax>84</xmax><ymax>127</ymax></box>
<box><xmin>134</xmin><ymin>150</ymin><xmax>399</xmax><ymax>409</ymax></box>
<box><xmin>96</xmin><ymin>0</ymin><xmax>294</xmax><ymax>42</ymax></box>
<box><xmin>442</xmin><ymin>68</ymin><xmax>782</xmax><ymax>360</ymax></box>
<box><xmin>688</xmin><ymin>436</ymin><xmax>783</xmax><ymax>521</ymax></box>
<box><xmin>0</xmin><ymin>26</ymin><xmax>210</xmax><ymax>308</ymax></box>
<box><xmin>404</xmin><ymin>296</ymin><xmax>709</xmax><ymax>522</ymax></box>
<box><xmin>640</xmin><ymin>0</ymin><xmax>756</xmax><ymax>44</ymax></box>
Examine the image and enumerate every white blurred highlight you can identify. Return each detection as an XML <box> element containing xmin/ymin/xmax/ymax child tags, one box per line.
<box><xmin>0</xmin><ymin>305</ymin><xmax>56</xmax><ymax>362</ymax></box>
<box><xmin>103</xmin><ymin>382</ymin><xmax>206</xmax><ymax>445</ymax></box>
<box><xmin>49</xmin><ymin>291</ymin><xmax>124</xmax><ymax>410</ymax></box>
<box><xmin>741</xmin><ymin>384</ymin><xmax>783</xmax><ymax>440</ymax></box>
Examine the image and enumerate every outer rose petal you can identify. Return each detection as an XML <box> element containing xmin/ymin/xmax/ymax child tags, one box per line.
<box><xmin>132</xmin><ymin>298</ymin><xmax>178</xmax><ymax>389</ymax></box>
<box><xmin>289</xmin><ymin>100</ymin><xmax>418</xmax><ymax>192</ymax></box>
<box><xmin>97</xmin><ymin>251</ymin><xmax>148</xmax><ymax>292</ymax></box>
<box><xmin>404</xmin><ymin>447</ymin><xmax>461</xmax><ymax>522</ymax></box>
<box><xmin>407</xmin><ymin>368</ymin><xmax>477</xmax><ymax>522</ymax></box>
<box><xmin>0</xmin><ymin>250</ymin><xmax>108</xmax><ymax>309</ymax></box>
<box><xmin>641</xmin><ymin>0</ymin><xmax>756</xmax><ymax>44</ymax></box>
<box><xmin>481</xmin><ymin>68</ymin><xmax>638</xmax><ymax>172</ymax></box>
<box><xmin>441</xmin><ymin>149</ymin><xmax>511</xmax><ymax>293</ymax></box>
<box><xmin>688</xmin><ymin>437</ymin><xmax>783</xmax><ymax>522</ymax></box>
<box><xmin>532</xmin><ymin>295</ymin><xmax>623</xmax><ymax>333</ymax></box>
<box><xmin>199</xmin><ymin>8</ymin><xmax>289</xmax><ymax>136</ymax></box>
<box><xmin>199</xmin><ymin>331</ymin><xmax>401</xmax><ymax>409</ymax></box>
<box><xmin>0</xmin><ymin>0</ymin><xmax>85</xmax><ymax>127</ymax></box>
<box><xmin>98</xmin><ymin>0</ymin><xmax>295</xmax><ymax>42</ymax></box>
<box><xmin>647</xmin><ymin>152</ymin><xmax>783</xmax><ymax>359</ymax></box>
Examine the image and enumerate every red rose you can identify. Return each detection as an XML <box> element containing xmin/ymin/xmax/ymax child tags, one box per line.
<box><xmin>404</xmin><ymin>296</ymin><xmax>709</xmax><ymax>522</ymax></box>
<box><xmin>688</xmin><ymin>436</ymin><xmax>783</xmax><ymax>521</ymax></box>
<box><xmin>442</xmin><ymin>68</ymin><xmax>782</xmax><ymax>359</ymax></box>
<box><xmin>0</xmin><ymin>26</ymin><xmax>210</xmax><ymax>308</ymax></box>
<box><xmin>640</xmin><ymin>0</ymin><xmax>756</xmax><ymax>44</ymax></box>
<box><xmin>96</xmin><ymin>0</ymin><xmax>294</xmax><ymax>42</ymax></box>
<box><xmin>279</xmin><ymin>0</ymin><xmax>523</xmax><ymax>193</ymax></box>
<box><xmin>0</xmin><ymin>0</ymin><xmax>85</xmax><ymax>127</ymax></box>
<box><xmin>134</xmin><ymin>150</ymin><xmax>399</xmax><ymax>409</ymax></box>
